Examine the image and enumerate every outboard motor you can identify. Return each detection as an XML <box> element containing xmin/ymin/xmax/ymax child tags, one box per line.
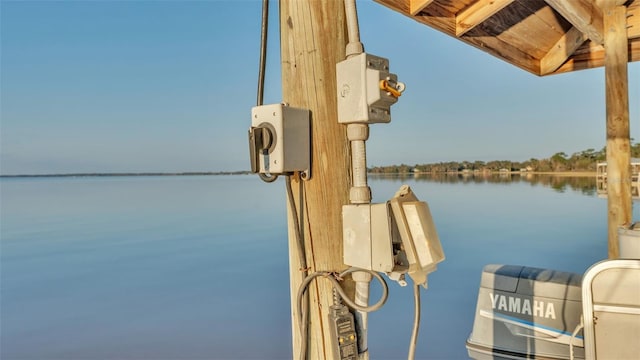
<box><xmin>466</xmin><ymin>264</ymin><xmax>584</xmax><ymax>360</ymax></box>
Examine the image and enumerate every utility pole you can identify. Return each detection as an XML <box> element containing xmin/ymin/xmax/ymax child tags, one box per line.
<box><xmin>602</xmin><ymin>0</ymin><xmax>631</xmax><ymax>258</ymax></box>
<box><xmin>280</xmin><ymin>1</ymin><xmax>352</xmax><ymax>358</ymax></box>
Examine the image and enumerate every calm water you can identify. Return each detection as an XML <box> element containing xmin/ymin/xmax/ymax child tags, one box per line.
<box><xmin>1</xmin><ymin>174</ymin><xmax>631</xmax><ymax>359</ymax></box>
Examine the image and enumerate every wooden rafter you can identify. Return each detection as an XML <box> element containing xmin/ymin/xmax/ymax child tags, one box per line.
<box><xmin>464</xmin><ymin>33</ymin><xmax>540</xmax><ymax>73</ymax></box>
<box><xmin>456</xmin><ymin>0</ymin><xmax>515</xmax><ymax>37</ymax></box>
<box><xmin>410</xmin><ymin>0</ymin><xmax>435</xmax><ymax>16</ymax></box>
<box><xmin>544</xmin><ymin>0</ymin><xmax>604</xmax><ymax>45</ymax></box>
<box><xmin>540</xmin><ymin>27</ymin><xmax>587</xmax><ymax>74</ymax></box>
<box><xmin>374</xmin><ymin>0</ymin><xmax>639</xmax><ymax>75</ymax></box>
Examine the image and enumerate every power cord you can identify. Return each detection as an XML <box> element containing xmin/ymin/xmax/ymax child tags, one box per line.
<box><xmin>408</xmin><ymin>284</ymin><xmax>421</xmax><ymax>360</ymax></box>
<box><xmin>255</xmin><ymin>0</ymin><xmax>278</xmax><ymax>183</ymax></box>
<box><xmin>285</xmin><ymin>174</ymin><xmax>311</xmax><ymax>360</ymax></box>
<box><xmin>569</xmin><ymin>316</ymin><xmax>584</xmax><ymax>360</ymax></box>
<box><xmin>297</xmin><ymin>268</ymin><xmax>389</xmax><ymax>360</ymax></box>
<box><xmin>256</xmin><ymin>0</ymin><xmax>268</xmax><ymax>106</ymax></box>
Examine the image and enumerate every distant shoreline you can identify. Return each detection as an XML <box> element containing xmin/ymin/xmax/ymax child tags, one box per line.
<box><xmin>0</xmin><ymin>171</ymin><xmax>251</xmax><ymax>178</ymax></box>
<box><xmin>371</xmin><ymin>170</ymin><xmax>597</xmax><ymax>176</ymax></box>
<box><xmin>0</xmin><ymin>170</ymin><xmax>597</xmax><ymax>178</ymax></box>
<box><xmin>528</xmin><ymin>171</ymin><xmax>595</xmax><ymax>177</ymax></box>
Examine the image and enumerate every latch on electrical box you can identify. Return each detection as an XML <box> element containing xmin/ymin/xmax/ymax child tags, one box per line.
<box><xmin>248</xmin><ymin>103</ymin><xmax>311</xmax><ymax>180</ymax></box>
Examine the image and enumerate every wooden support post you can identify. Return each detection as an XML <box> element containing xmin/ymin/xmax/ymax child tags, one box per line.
<box><xmin>280</xmin><ymin>1</ymin><xmax>352</xmax><ymax>358</ymax></box>
<box><xmin>603</xmin><ymin>1</ymin><xmax>631</xmax><ymax>259</ymax></box>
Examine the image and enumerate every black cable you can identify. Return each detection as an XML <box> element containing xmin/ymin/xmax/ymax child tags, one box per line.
<box><xmin>286</xmin><ymin>175</ymin><xmax>310</xmax><ymax>360</ymax></box>
<box><xmin>255</xmin><ymin>0</ymin><xmax>278</xmax><ymax>183</ymax></box>
<box><xmin>286</xmin><ymin>176</ymin><xmax>307</xmax><ymax>272</ymax></box>
<box><xmin>257</xmin><ymin>0</ymin><xmax>269</xmax><ymax>107</ymax></box>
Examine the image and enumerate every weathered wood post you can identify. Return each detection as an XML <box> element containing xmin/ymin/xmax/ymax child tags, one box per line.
<box><xmin>602</xmin><ymin>0</ymin><xmax>632</xmax><ymax>259</ymax></box>
<box><xmin>280</xmin><ymin>1</ymin><xmax>352</xmax><ymax>358</ymax></box>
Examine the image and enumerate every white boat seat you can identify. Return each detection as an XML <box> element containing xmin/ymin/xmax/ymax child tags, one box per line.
<box><xmin>581</xmin><ymin>259</ymin><xmax>640</xmax><ymax>360</ymax></box>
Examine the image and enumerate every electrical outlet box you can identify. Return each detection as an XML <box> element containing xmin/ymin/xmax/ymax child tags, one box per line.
<box><xmin>343</xmin><ymin>203</ymin><xmax>394</xmax><ymax>272</ymax></box>
<box><xmin>336</xmin><ymin>53</ymin><xmax>404</xmax><ymax>124</ymax></box>
<box><xmin>249</xmin><ymin>103</ymin><xmax>310</xmax><ymax>178</ymax></box>
<box><xmin>342</xmin><ymin>203</ymin><xmax>409</xmax><ymax>280</ymax></box>
<box><xmin>389</xmin><ymin>185</ymin><xmax>444</xmax><ymax>287</ymax></box>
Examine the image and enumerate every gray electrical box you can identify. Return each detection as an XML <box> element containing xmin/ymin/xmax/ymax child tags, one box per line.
<box><xmin>336</xmin><ymin>53</ymin><xmax>404</xmax><ymax>124</ymax></box>
<box><xmin>249</xmin><ymin>103</ymin><xmax>310</xmax><ymax>178</ymax></box>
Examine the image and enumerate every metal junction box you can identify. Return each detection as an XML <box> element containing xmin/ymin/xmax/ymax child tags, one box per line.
<box><xmin>342</xmin><ymin>203</ymin><xmax>395</xmax><ymax>273</ymax></box>
<box><xmin>250</xmin><ymin>103</ymin><xmax>310</xmax><ymax>176</ymax></box>
<box><xmin>336</xmin><ymin>53</ymin><xmax>400</xmax><ymax>124</ymax></box>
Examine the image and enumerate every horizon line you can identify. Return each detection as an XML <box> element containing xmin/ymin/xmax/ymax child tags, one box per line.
<box><xmin>0</xmin><ymin>171</ymin><xmax>251</xmax><ymax>178</ymax></box>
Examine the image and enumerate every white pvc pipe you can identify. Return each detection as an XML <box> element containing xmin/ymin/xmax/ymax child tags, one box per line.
<box><xmin>353</xmin><ymin>271</ymin><xmax>372</xmax><ymax>359</ymax></box>
<box><xmin>344</xmin><ymin>0</ymin><xmax>361</xmax><ymax>45</ymax></box>
<box><xmin>347</xmin><ymin>124</ymin><xmax>371</xmax><ymax>204</ymax></box>
<box><xmin>344</xmin><ymin>3</ymin><xmax>370</xmax><ymax>357</ymax></box>
<box><xmin>344</xmin><ymin>0</ymin><xmax>364</xmax><ymax>57</ymax></box>
<box><xmin>351</xmin><ymin>140</ymin><xmax>367</xmax><ymax>188</ymax></box>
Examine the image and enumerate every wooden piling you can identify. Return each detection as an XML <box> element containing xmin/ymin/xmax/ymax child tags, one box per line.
<box><xmin>280</xmin><ymin>1</ymin><xmax>352</xmax><ymax>358</ymax></box>
<box><xmin>603</xmin><ymin>0</ymin><xmax>632</xmax><ymax>258</ymax></box>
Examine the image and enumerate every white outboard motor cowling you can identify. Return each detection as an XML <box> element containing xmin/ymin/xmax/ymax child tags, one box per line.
<box><xmin>466</xmin><ymin>264</ymin><xmax>584</xmax><ymax>360</ymax></box>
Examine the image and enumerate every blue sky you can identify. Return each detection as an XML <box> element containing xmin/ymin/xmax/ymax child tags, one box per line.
<box><xmin>1</xmin><ymin>0</ymin><xmax>638</xmax><ymax>175</ymax></box>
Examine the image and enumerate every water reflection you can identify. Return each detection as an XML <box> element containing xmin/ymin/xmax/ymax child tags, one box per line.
<box><xmin>0</xmin><ymin>175</ymin><xmax>628</xmax><ymax>359</ymax></box>
<box><xmin>596</xmin><ymin>175</ymin><xmax>640</xmax><ymax>198</ymax></box>
<box><xmin>371</xmin><ymin>173</ymin><xmax>599</xmax><ymax>196</ymax></box>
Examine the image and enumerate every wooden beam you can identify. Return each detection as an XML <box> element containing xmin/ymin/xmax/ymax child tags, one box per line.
<box><xmin>596</xmin><ymin>0</ymin><xmax>628</xmax><ymax>8</ymax></box>
<box><xmin>603</xmin><ymin>2</ymin><xmax>631</xmax><ymax>259</ymax></box>
<box><xmin>481</xmin><ymin>1</ymin><xmax>564</xmax><ymax>60</ymax></box>
<box><xmin>550</xmin><ymin>39</ymin><xmax>640</xmax><ymax>75</ymax></box>
<box><xmin>540</xmin><ymin>27</ymin><xmax>587</xmax><ymax>75</ymax></box>
<box><xmin>280</xmin><ymin>0</ymin><xmax>352</xmax><ymax>358</ymax></box>
<box><xmin>456</xmin><ymin>0</ymin><xmax>515</xmax><ymax>37</ymax></box>
<box><xmin>463</xmin><ymin>33</ymin><xmax>541</xmax><ymax>74</ymax></box>
<box><xmin>544</xmin><ymin>0</ymin><xmax>605</xmax><ymax>45</ymax></box>
<box><xmin>410</xmin><ymin>0</ymin><xmax>435</xmax><ymax>16</ymax></box>
<box><xmin>374</xmin><ymin>0</ymin><xmax>456</xmax><ymax>33</ymax></box>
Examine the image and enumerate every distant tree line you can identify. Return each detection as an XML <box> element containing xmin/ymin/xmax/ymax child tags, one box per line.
<box><xmin>369</xmin><ymin>142</ymin><xmax>640</xmax><ymax>174</ymax></box>
<box><xmin>375</xmin><ymin>172</ymin><xmax>598</xmax><ymax>196</ymax></box>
